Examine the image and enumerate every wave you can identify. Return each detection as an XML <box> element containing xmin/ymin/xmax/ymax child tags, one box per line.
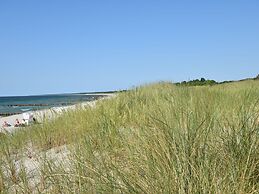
<box><xmin>21</xmin><ymin>108</ymin><xmax>31</xmax><ymax>112</ymax></box>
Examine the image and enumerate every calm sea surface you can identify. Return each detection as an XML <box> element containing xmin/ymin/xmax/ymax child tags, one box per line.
<box><xmin>0</xmin><ymin>94</ymin><xmax>104</xmax><ymax>116</ymax></box>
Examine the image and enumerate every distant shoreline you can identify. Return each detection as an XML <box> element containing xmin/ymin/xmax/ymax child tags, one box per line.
<box><xmin>0</xmin><ymin>93</ymin><xmax>114</xmax><ymax>117</ymax></box>
<box><xmin>0</xmin><ymin>94</ymin><xmax>114</xmax><ymax>133</ymax></box>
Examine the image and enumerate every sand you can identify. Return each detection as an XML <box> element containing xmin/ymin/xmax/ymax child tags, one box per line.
<box><xmin>0</xmin><ymin>94</ymin><xmax>117</xmax><ymax>192</ymax></box>
<box><xmin>0</xmin><ymin>94</ymin><xmax>115</xmax><ymax>133</ymax></box>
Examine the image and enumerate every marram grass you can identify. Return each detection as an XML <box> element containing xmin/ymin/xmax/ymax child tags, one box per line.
<box><xmin>0</xmin><ymin>80</ymin><xmax>259</xmax><ymax>193</ymax></box>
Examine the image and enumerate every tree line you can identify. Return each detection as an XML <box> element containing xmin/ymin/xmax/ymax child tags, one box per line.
<box><xmin>176</xmin><ymin>74</ymin><xmax>259</xmax><ymax>86</ymax></box>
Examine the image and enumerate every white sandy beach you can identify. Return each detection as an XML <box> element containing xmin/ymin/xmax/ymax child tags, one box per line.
<box><xmin>0</xmin><ymin>94</ymin><xmax>115</xmax><ymax>133</ymax></box>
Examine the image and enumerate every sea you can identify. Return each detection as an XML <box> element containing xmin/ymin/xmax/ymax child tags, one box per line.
<box><xmin>0</xmin><ymin>93</ymin><xmax>105</xmax><ymax>116</ymax></box>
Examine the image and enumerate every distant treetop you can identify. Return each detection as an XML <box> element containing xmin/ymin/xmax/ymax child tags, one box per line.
<box><xmin>175</xmin><ymin>78</ymin><xmax>217</xmax><ymax>86</ymax></box>
<box><xmin>176</xmin><ymin>74</ymin><xmax>259</xmax><ymax>86</ymax></box>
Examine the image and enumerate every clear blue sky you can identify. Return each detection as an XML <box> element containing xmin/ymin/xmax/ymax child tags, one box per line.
<box><xmin>0</xmin><ymin>0</ymin><xmax>259</xmax><ymax>96</ymax></box>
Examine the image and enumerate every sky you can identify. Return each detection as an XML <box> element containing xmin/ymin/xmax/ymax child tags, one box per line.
<box><xmin>0</xmin><ymin>0</ymin><xmax>259</xmax><ymax>96</ymax></box>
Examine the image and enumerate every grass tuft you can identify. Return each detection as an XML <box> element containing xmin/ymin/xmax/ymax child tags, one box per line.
<box><xmin>1</xmin><ymin>80</ymin><xmax>259</xmax><ymax>193</ymax></box>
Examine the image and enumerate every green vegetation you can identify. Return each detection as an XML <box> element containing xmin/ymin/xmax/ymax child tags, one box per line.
<box><xmin>1</xmin><ymin>80</ymin><xmax>259</xmax><ymax>193</ymax></box>
<box><xmin>176</xmin><ymin>74</ymin><xmax>259</xmax><ymax>86</ymax></box>
<box><xmin>176</xmin><ymin>78</ymin><xmax>217</xmax><ymax>86</ymax></box>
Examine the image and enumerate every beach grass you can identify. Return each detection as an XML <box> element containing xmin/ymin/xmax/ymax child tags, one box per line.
<box><xmin>0</xmin><ymin>80</ymin><xmax>259</xmax><ymax>193</ymax></box>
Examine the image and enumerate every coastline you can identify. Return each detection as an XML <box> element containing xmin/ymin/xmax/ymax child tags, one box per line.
<box><xmin>0</xmin><ymin>93</ymin><xmax>112</xmax><ymax>117</ymax></box>
<box><xmin>0</xmin><ymin>94</ymin><xmax>115</xmax><ymax>133</ymax></box>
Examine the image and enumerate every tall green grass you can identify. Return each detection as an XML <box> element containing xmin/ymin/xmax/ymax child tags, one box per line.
<box><xmin>1</xmin><ymin>80</ymin><xmax>259</xmax><ymax>193</ymax></box>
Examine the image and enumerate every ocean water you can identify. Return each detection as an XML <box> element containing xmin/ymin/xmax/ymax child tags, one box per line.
<box><xmin>0</xmin><ymin>94</ymin><xmax>104</xmax><ymax>116</ymax></box>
